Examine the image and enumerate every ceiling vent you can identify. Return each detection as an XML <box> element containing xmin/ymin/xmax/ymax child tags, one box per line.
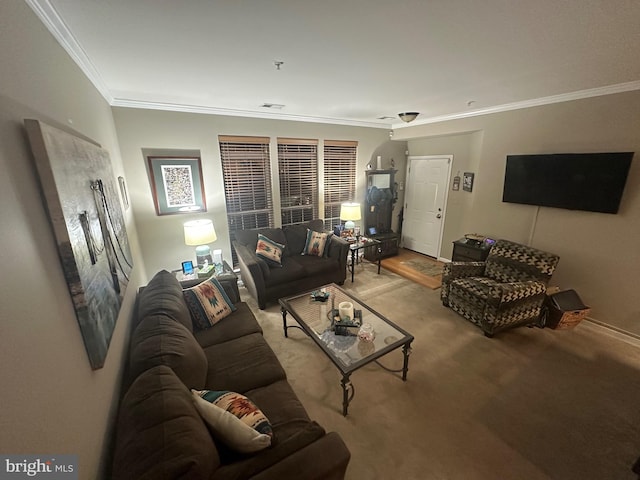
<box><xmin>260</xmin><ymin>103</ymin><xmax>285</xmax><ymax>109</ymax></box>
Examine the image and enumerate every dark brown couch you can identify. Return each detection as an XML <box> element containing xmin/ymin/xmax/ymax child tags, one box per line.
<box><xmin>233</xmin><ymin>220</ymin><xmax>350</xmax><ymax>309</ymax></box>
<box><xmin>112</xmin><ymin>270</ymin><xmax>350</xmax><ymax>479</ymax></box>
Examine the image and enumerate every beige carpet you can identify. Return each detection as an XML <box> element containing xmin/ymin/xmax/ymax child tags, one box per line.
<box><xmin>241</xmin><ymin>263</ymin><xmax>640</xmax><ymax>480</ymax></box>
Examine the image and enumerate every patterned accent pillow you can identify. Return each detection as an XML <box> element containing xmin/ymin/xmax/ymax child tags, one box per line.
<box><xmin>256</xmin><ymin>233</ymin><xmax>285</xmax><ymax>267</ymax></box>
<box><xmin>192</xmin><ymin>389</ymin><xmax>273</xmax><ymax>453</ymax></box>
<box><xmin>183</xmin><ymin>276</ymin><xmax>236</xmax><ymax>329</ymax></box>
<box><xmin>302</xmin><ymin>229</ymin><xmax>328</xmax><ymax>257</ymax></box>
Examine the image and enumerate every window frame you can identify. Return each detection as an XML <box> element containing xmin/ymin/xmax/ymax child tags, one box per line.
<box><xmin>323</xmin><ymin>140</ymin><xmax>358</xmax><ymax>230</ymax></box>
<box><xmin>277</xmin><ymin>138</ymin><xmax>319</xmax><ymax>227</ymax></box>
<box><xmin>218</xmin><ymin>135</ymin><xmax>274</xmax><ymax>264</ymax></box>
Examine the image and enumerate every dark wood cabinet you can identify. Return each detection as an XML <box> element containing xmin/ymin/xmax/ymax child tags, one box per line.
<box><xmin>364</xmin><ymin>169</ymin><xmax>398</xmax><ymax>259</ymax></box>
<box><xmin>364</xmin><ymin>232</ymin><xmax>399</xmax><ymax>261</ymax></box>
<box><xmin>452</xmin><ymin>239</ymin><xmax>492</xmax><ymax>262</ymax></box>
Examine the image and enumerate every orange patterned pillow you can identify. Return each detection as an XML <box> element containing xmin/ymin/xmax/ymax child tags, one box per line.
<box><xmin>192</xmin><ymin>389</ymin><xmax>273</xmax><ymax>453</ymax></box>
<box><xmin>256</xmin><ymin>233</ymin><xmax>285</xmax><ymax>266</ymax></box>
<box><xmin>183</xmin><ymin>276</ymin><xmax>236</xmax><ymax>329</ymax></box>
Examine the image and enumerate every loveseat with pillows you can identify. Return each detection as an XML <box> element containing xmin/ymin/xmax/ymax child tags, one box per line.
<box><xmin>233</xmin><ymin>220</ymin><xmax>350</xmax><ymax>309</ymax></box>
<box><xmin>111</xmin><ymin>269</ymin><xmax>350</xmax><ymax>479</ymax></box>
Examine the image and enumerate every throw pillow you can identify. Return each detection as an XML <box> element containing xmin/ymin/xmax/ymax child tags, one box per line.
<box><xmin>323</xmin><ymin>232</ymin><xmax>334</xmax><ymax>257</ymax></box>
<box><xmin>256</xmin><ymin>233</ymin><xmax>285</xmax><ymax>267</ymax></box>
<box><xmin>302</xmin><ymin>229</ymin><xmax>329</xmax><ymax>257</ymax></box>
<box><xmin>183</xmin><ymin>276</ymin><xmax>236</xmax><ymax>330</ymax></box>
<box><xmin>192</xmin><ymin>390</ymin><xmax>273</xmax><ymax>453</ymax></box>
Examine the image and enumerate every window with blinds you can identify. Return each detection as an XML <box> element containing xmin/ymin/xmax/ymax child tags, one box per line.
<box><xmin>324</xmin><ymin>140</ymin><xmax>358</xmax><ymax>230</ymax></box>
<box><xmin>277</xmin><ymin>138</ymin><xmax>318</xmax><ymax>227</ymax></box>
<box><xmin>218</xmin><ymin>136</ymin><xmax>273</xmax><ymax>264</ymax></box>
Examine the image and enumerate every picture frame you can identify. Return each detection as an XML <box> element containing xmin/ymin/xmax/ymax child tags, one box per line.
<box><xmin>463</xmin><ymin>172</ymin><xmax>474</xmax><ymax>192</ymax></box>
<box><xmin>452</xmin><ymin>174</ymin><xmax>461</xmax><ymax>191</ymax></box>
<box><xmin>118</xmin><ymin>175</ymin><xmax>129</xmax><ymax>209</ymax></box>
<box><xmin>147</xmin><ymin>156</ymin><xmax>206</xmax><ymax>215</ymax></box>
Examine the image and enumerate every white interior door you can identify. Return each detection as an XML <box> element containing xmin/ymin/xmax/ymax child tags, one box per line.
<box><xmin>402</xmin><ymin>156</ymin><xmax>451</xmax><ymax>258</ymax></box>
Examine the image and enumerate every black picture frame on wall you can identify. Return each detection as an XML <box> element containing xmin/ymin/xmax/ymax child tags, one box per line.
<box><xmin>147</xmin><ymin>156</ymin><xmax>206</xmax><ymax>215</ymax></box>
<box><xmin>463</xmin><ymin>172</ymin><xmax>474</xmax><ymax>192</ymax></box>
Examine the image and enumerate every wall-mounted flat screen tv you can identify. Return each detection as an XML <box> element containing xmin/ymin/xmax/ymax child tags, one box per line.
<box><xmin>502</xmin><ymin>152</ymin><xmax>633</xmax><ymax>214</ymax></box>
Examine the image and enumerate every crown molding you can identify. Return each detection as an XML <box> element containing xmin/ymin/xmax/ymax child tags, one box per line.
<box><xmin>111</xmin><ymin>98</ymin><xmax>392</xmax><ymax>129</ymax></box>
<box><xmin>24</xmin><ymin>0</ymin><xmax>640</xmax><ymax>130</ymax></box>
<box><xmin>393</xmin><ymin>80</ymin><xmax>640</xmax><ymax>128</ymax></box>
<box><xmin>26</xmin><ymin>0</ymin><xmax>113</xmax><ymax>103</ymax></box>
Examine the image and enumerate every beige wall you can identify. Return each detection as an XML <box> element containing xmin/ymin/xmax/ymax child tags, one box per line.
<box><xmin>112</xmin><ymin>107</ymin><xmax>394</xmax><ymax>278</ymax></box>
<box><xmin>0</xmin><ymin>3</ymin><xmax>144</xmax><ymax>479</ymax></box>
<box><xmin>4</xmin><ymin>4</ymin><xmax>638</xmax><ymax>477</ymax></box>
<box><xmin>407</xmin><ymin>131</ymin><xmax>484</xmax><ymax>259</ymax></box>
<box><xmin>393</xmin><ymin>92</ymin><xmax>640</xmax><ymax>335</ymax></box>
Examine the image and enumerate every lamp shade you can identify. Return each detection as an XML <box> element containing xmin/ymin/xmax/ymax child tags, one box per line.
<box><xmin>184</xmin><ymin>219</ymin><xmax>217</xmax><ymax>246</ymax></box>
<box><xmin>340</xmin><ymin>202</ymin><xmax>361</xmax><ymax>221</ymax></box>
<box><xmin>340</xmin><ymin>202</ymin><xmax>361</xmax><ymax>230</ymax></box>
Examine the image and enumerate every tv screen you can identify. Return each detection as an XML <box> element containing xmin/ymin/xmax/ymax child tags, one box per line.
<box><xmin>502</xmin><ymin>152</ymin><xmax>633</xmax><ymax>214</ymax></box>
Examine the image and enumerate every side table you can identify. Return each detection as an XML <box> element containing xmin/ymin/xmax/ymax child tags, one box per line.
<box><xmin>364</xmin><ymin>232</ymin><xmax>399</xmax><ymax>260</ymax></box>
<box><xmin>348</xmin><ymin>238</ymin><xmax>381</xmax><ymax>282</ymax></box>
<box><xmin>173</xmin><ymin>260</ymin><xmax>240</xmax><ymax>300</ymax></box>
<box><xmin>452</xmin><ymin>238</ymin><xmax>492</xmax><ymax>262</ymax></box>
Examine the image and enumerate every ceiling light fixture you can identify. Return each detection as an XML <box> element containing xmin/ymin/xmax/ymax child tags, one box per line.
<box><xmin>398</xmin><ymin>112</ymin><xmax>420</xmax><ymax>123</ymax></box>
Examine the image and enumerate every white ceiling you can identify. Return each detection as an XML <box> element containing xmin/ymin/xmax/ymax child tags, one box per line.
<box><xmin>29</xmin><ymin>0</ymin><xmax>640</xmax><ymax>129</ymax></box>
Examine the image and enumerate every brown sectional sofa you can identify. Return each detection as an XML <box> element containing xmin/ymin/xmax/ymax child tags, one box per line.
<box><xmin>233</xmin><ymin>219</ymin><xmax>350</xmax><ymax>309</ymax></box>
<box><xmin>112</xmin><ymin>269</ymin><xmax>350</xmax><ymax>479</ymax></box>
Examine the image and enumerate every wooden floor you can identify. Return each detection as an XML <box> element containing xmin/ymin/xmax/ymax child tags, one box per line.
<box><xmin>380</xmin><ymin>248</ymin><xmax>444</xmax><ymax>289</ymax></box>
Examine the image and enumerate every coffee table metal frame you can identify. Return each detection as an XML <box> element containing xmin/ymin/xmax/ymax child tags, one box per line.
<box><xmin>279</xmin><ymin>283</ymin><xmax>413</xmax><ymax>416</ymax></box>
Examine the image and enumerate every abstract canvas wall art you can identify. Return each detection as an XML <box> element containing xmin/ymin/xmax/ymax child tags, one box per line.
<box><xmin>25</xmin><ymin>119</ymin><xmax>133</xmax><ymax>369</ymax></box>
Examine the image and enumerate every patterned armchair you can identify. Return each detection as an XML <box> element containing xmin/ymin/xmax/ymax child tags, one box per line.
<box><xmin>441</xmin><ymin>239</ymin><xmax>560</xmax><ymax>337</ymax></box>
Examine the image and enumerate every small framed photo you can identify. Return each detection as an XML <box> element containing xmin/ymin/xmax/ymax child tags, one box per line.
<box><xmin>118</xmin><ymin>176</ymin><xmax>129</xmax><ymax>209</ymax></box>
<box><xmin>147</xmin><ymin>156</ymin><xmax>206</xmax><ymax>215</ymax></box>
<box><xmin>182</xmin><ymin>260</ymin><xmax>194</xmax><ymax>275</ymax></box>
<box><xmin>463</xmin><ymin>172</ymin><xmax>474</xmax><ymax>192</ymax></box>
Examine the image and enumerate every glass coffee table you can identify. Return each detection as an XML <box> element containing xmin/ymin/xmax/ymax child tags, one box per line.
<box><xmin>279</xmin><ymin>283</ymin><xmax>413</xmax><ymax>416</ymax></box>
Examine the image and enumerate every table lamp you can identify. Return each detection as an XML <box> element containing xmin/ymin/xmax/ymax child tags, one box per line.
<box><xmin>184</xmin><ymin>219</ymin><xmax>217</xmax><ymax>269</ymax></box>
<box><xmin>340</xmin><ymin>202</ymin><xmax>361</xmax><ymax>236</ymax></box>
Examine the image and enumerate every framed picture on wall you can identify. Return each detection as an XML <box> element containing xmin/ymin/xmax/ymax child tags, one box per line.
<box><xmin>463</xmin><ymin>172</ymin><xmax>474</xmax><ymax>192</ymax></box>
<box><xmin>147</xmin><ymin>156</ymin><xmax>207</xmax><ymax>215</ymax></box>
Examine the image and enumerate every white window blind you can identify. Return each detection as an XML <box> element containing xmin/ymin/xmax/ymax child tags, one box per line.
<box><xmin>219</xmin><ymin>136</ymin><xmax>273</xmax><ymax>264</ymax></box>
<box><xmin>324</xmin><ymin>140</ymin><xmax>357</xmax><ymax>230</ymax></box>
<box><xmin>277</xmin><ymin>138</ymin><xmax>318</xmax><ymax>226</ymax></box>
